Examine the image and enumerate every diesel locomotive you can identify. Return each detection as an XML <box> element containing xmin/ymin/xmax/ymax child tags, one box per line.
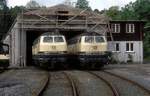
<box><xmin>32</xmin><ymin>32</ymin><xmax>67</xmax><ymax>68</ymax></box>
<box><xmin>68</xmin><ymin>32</ymin><xmax>110</xmax><ymax>69</ymax></box>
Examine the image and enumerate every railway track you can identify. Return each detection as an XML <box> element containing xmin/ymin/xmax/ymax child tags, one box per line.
<box><xmin>87</xmin><ymin>71</ymin><xmax>120</xmax><ymax>96</ymax></box>
<box><xmin>66</xmin><ymin>71</ymin><xmax>117</xmax><ymax>96</ymax></box>
<box><xmin>41</xmin><ymin>72</ymin><xmax>79</xmax><ymax>96</ymax></box>
<box><xmin>63</xmin><ymin>72</ymin><xmax>79</xmax><ymax>96</ymax></box>
<box><xmin>41</xmin><ymin>71</ymin><xmax>120</xmax><ymax>96</ymax></box>
<box><xmin>0</xmin><ymin>68</ymin><xmax>49</xmax><ymax>96</ymax></box>
<box><xmin>103</xmin><ymin>71</ymin><xmax>150</xmax><ymax>94</ymax></box>
<box><xmin>91</xmin><ymin>71</ymin><xmax>150</xmax><ymax>96</ymax></box>
<box><xmin>1</xmin><ymin>68</ymin><xmax>149</xmax><ymax>96</ymax></box>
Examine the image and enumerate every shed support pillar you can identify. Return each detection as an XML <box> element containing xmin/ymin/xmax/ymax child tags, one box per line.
<box><xmin>9</xmin><ymin>28</ymin><xmax>26</xmax><ymax>68</ymax></box>
<box><xmin>20</xmin><ymin>30</ymin><xmax>26</xmax><ymax>67</ymax></box>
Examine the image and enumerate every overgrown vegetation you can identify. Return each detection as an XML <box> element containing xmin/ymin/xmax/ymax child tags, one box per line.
<box><xmin>0</xmin><ymin>60</ymin><xmax>9</xmax><ymax>68</ymax></box>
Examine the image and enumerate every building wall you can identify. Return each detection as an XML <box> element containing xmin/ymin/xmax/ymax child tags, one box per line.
<box><xmin>8</xmin><ymin>21</ymin><xmax>27</xmax><ymax>67</ymax></box>
<box><xmin>108</xmin><ymin>21</ymin><xmax>145</xmax><ymax>41</ymax></box>
<box><xmin>108</xmin><ymin>21</ymin><xmax>145</xmax><ymax>63</ymax></box>
<box><xmin>108</xmin><ymin>41</ymin><xmax>143</xmax><ymax>63</ymax></box>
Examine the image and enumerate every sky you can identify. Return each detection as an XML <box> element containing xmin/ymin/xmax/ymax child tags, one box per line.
<box><xmin>7</xmin><ymin>0</ymin><xmax>136</xmax><ymax>10</ymax></box>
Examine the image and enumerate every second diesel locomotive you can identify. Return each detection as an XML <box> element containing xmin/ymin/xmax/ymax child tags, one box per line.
<box><xmin>32</xmin><ymin>32</ymin><xmax>67</xmax><ymax>68</ymax></box>
<box><xmin>68</xmin><ymin>32</ymin><xmax>110</xmax><ymax>69</ymax></box>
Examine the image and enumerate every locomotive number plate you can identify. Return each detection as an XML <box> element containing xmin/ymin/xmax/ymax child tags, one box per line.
<box><xmin>92</xmin><ymin>46</ymin><xmax>97</xmax><ymax>50</ymax></box>
<box><xmin>51</xmin><ymin>46</ymin><xmax>56</xmax><ymax>49</ymax></box>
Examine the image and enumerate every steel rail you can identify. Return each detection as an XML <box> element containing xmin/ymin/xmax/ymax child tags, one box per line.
<box><xmin>103</xmin><ymin>70</ymin><xmax>150</xmax><ymax>94</ymax></box>
<box><xmin>63</xmin><ymin>72</ymin><xmax>79</xmax><ymax>96</ymax></box>
<box><xmin>37</xmin><ymin>72</ymin><xmax>50</xmax><ymax>96</ymax></box>
<box><xmin>87</xmin><ymin>71</ymin><xmax>120</xmax><ymax>96</ymax></box>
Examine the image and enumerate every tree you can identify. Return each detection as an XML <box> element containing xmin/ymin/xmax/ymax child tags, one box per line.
<box><xmin>26</xmin><ymin>0</ymin><xmax>41</xmax><ymax>9</ymax></box>
<box><xmin>0</xmin><ymin>0</ymin><xmax>7</xmax><ymax>10</ymax></box>
<box><xmin>76</xmin><ymin>0</ymin><xmax>91</xmax><ymax>11</ymax></box>
<box><xmin>120</xmin><ymin>2</ymin><xmax>138</xmax><ymax>20</ymax></box>
<box><xmin>94</xmin><ymin>9</ymin><xmax>100</xmax><ymax>13</ymax></box>
<box><xmin>133</xmin><ymin>0</ymin><xmax>150</xmax><ymax>20</ymax></box>
<box><xmin>106</xmin><ymin>6</ymin><xmax>121</xmax><ymax>20</ymax></box>
<box><xmin>131</xmin><ymin>0</ymin><xmax>150</xmax><ymax>59</ymax></box>
<box><xmin>10</xmin><ymin>6</ymin><xmax>25</xmax><ymax>22</ymax></box>
<box><xmin>0</xmin><ymin>0</ymin><xmax>11</xmax><ymax>40</ymax></box>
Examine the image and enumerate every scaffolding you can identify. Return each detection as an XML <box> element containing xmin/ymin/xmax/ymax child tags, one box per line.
<box><xmin>16</xmin><ymin>4</ymin><xmax>109</xmax><ymax>35</ymax></box>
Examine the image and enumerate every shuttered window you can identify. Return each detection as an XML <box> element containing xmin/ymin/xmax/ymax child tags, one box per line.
<box><xmin>126</xmin><ymin>24</ymin><xmax>135</xmax><ymax>33</ymax></box>
<box><xmin>111</xmin><ymin>24</ymin><xmax>120</xmax><ymax>33</ymax></box>
<box><xmin>115</xmin><ymin>43</ymin><xmax>120</xmax><ymax>51</ymax></box>
<box><xmin>126</xmin><ymin>43</ymin><xmax>134</xmax><ymax>51</ymax></box>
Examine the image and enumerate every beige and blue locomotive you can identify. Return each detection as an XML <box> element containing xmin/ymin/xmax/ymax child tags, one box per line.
<box><xmin>68</xmin><ymin>32</ymin><xmax>110</xmax><ymax>69</ymax></box>
<box><xmin>32</xmin><ymin>32</ymin><xmax>67</xmax><ymax>68</ymax></box>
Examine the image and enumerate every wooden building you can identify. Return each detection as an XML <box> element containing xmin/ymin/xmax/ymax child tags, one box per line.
<box><xmin>108</xmin><ymin>20</ymin><xmax>145</xmax><ymax>63</ymax></box>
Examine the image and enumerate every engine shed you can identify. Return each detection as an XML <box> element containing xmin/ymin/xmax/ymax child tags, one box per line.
<box><xmin>3</xmin><ymin>4</ymin><xmax>109</xmax><ymax>67</ymax></box>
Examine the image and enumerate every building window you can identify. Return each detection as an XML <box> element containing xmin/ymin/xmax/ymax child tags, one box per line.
<box><xmin>115</xmin><ymin>43</ymin><xmax>120</xmax><ymax>51</ymax></box>
<box><xmin>126</xmin><ymin>24</ymin><xmax>135</xmax><ymax>33</ymax></box>
<box><xmin>126</xmin><ymin>43</ymin><xmax>134</xmax><ymax>52</ymax></box>
<box><xmin>111</xmin><ymin>24</ymin><xmax>120</xmax><ymax>33</ymax></box>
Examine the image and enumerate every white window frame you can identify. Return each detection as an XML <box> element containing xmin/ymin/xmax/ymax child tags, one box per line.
<box><xmin>126</xmin><ymin>24</ymin><xmax>135</xmax><ymax>33</ymax></box>
<box><xmin>111</xmin><ymin>24</ymin><xmax>120</xmax><ymax>33</ymax></box>
<box><xmin>126</xmin><ymin>43</ymin><xmax>134</xmax><ymax>52</ymax></box>
<box><xmin>114</xmin><ymin>43</ymin><xmax>120</xmax><ymax>52</ymax></box>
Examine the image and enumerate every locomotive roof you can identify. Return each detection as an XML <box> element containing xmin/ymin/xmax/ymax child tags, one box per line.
<box><xmin>78</xmin><ymin>32</ymin><xmax>103</xmax><ymax>36</ymax></box>
<box><xmin>41</xmin><ymin>32</ymin><xmax>63</xmax><ymax>36</ymax></box>
<box><xmin>68</xmin><ymin>32</ymin><xmax>104</xmax><ymax>41</ymax></box>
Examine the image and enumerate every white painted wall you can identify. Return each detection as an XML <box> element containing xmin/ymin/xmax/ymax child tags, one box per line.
<box><xmin>8</xmin><ymin>20</ymin><xmax>27</xmax><ymax>67</ymax></box>
<box><xmin>108</xmin><ymin>41</ymin><xmax>143</xmax><ymax>63</ymax></box>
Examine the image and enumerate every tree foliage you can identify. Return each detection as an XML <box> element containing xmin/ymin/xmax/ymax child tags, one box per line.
<box><xmin>0</xmin><ymin>0</ymin><xmax>45</xmax><ymax>40</ymax></box>
<box><xmin>105</xmin><ymin>0</ymin><xmax>150</xmax><ymax>21</ymax></box>
<box><xmin>26</xmin><ymin>0</ymin><xmax>41</xmax><ymax>9</ymax></box>
<box><xmin>134</xmin><ymin>0</ymin><xmax>150</xmax><ymax>20</ymax></box>
<box><xmin>106</xmin><ymin>6</ymin><xmax>122</xmax><ymax>20</ymax></box>
<box><xmin>120</xmin><ymin>2</ymin><xmax>138</xmax><ymax>20</ymax></box>
<box><xmin>76</xmin><ymin>0</ymin><xmax>91</xmax><ymax>11</ymax></box>
<box><xmin>9</xmin><ymin>6</ymin><xmax>25</xmax><ymax>22</ymax></box>
<box><xmin>0</xmin><ymin>0</ymin><xmax>11</xmax><ymax>40</ymax></box>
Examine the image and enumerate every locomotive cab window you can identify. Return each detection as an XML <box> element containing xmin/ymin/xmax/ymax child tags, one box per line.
<box><xmin>95</xmin><ymin>36</ymin><xmax>105</xmax><ymax>43</ymax></box>
<box><xmin>85</xmin><ymin>36</ymin><xmax>94</xmax><ymax>43</ymax></box>
<box><xmin>43</xmin><ymin>37</ymin><xmax>53</xmax><ymax>43</ymax></box>
<box><xmin>54</xmin><ymin>36</ymin><xmax>64</xmax><ymax>42</ymax></box>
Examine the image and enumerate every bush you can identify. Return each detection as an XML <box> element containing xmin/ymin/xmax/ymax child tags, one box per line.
<box><xmin>0</xmin><ymin>60</ymin><xmax>9</xmax><ymax>68</ymax></box>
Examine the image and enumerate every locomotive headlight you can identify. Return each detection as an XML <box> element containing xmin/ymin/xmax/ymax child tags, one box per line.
<box><xmin>97</xmin><ymin>52</ymin><xmax>105</xmax><ymax>55</ymax></box>
<box><xmin>39</xmin><ymin>58</ymin><xmax>44</xmax><ymax>60</ymax></box>
<box><xmin>59</xmin><ymin>51</ymin><xmax>67</xmax><ymax>54</ymax></box>
<box><xmin>78</xmin><ymin>52</ymin><xmax>86</xmax><ymax>55</ymax></box>
<box><xmin>96</xmin><ymin>52</ymin><xmax>109</xmax><ymax>55</ymax></box>
<box><xmin>80</xmin><ymin>58</ymin><xmax>85</xmax><ymax>61</ymax></box>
